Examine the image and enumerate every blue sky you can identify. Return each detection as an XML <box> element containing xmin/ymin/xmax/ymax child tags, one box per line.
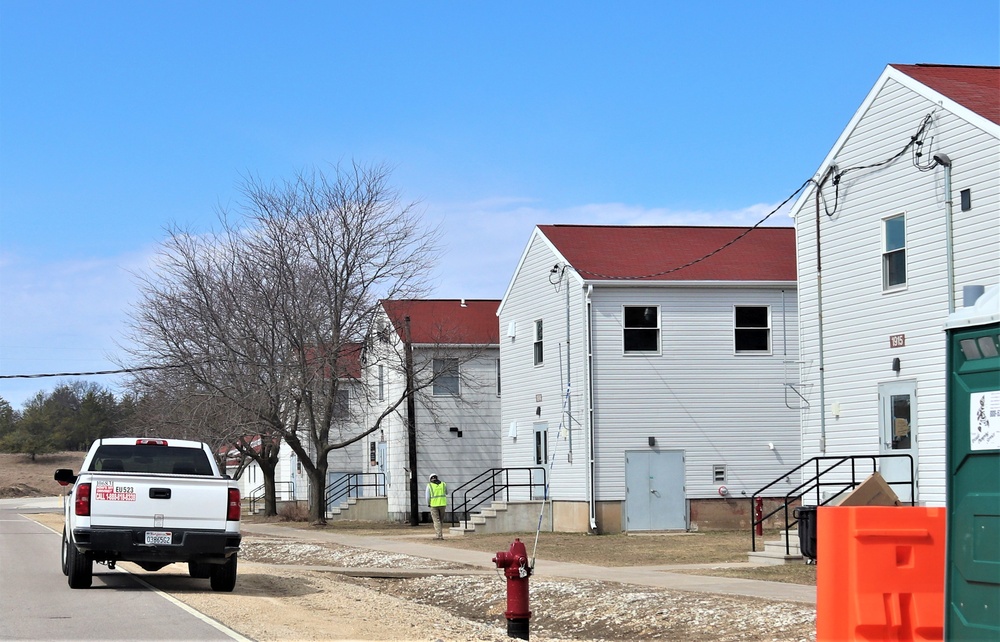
<box><xmin>1</xmin><ymin>1</ymin><xmax>998</xmax><ymax>408</ymax></box>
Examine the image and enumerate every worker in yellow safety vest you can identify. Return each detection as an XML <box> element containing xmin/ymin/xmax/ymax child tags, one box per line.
<box><xmin>425</xmin><ymin>474</ymin><xmax>447</xmax><ymax>540</ymax></box>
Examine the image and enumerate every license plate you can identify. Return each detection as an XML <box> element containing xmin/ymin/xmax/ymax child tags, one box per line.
<box><xmin>145</xmin><ymin>531</ymin><xmax>172</xmax><ymax>545</ymax></box>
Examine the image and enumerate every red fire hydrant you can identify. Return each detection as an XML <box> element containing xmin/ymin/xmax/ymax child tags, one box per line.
<box><xmin>493</xmin><ymin>538</ymin><xmax>532</xmax><ymax>640</ymax></box>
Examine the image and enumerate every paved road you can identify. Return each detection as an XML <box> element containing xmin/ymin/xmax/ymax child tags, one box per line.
<box><xmin>0</xmin><ymin>498</ymin><xmax>246</xmax><ymax>641</ymax></box>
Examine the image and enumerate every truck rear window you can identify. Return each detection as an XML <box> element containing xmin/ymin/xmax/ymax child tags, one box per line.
<box><xmin>89</xmin><ymin>445</ymin><xmax>214</xmax><ymax>475</ymax></box>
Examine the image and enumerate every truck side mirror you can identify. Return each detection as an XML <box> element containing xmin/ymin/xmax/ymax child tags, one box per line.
<box><xmin>54</xmin><ymin>469</ymin><xmax>77</xmax><ymax>486</ymax></box>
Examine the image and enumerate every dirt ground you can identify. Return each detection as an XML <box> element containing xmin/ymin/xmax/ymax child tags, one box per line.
<box><xmin>12</xmin><ymin>453</ymin><xmax>817</xmax><ymax>641</ymax></box>
<box><xmin>0</xmin><ymin>451</ymin><xmax>84</xmax><ymax>498</ymax></box>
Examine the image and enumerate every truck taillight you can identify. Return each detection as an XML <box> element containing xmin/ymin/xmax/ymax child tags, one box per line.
<box><xmin>227</xmin><ymin>488</ymin><xmax>241</xmax><ymax>521</ymax></box>
<box><xmin>136</xmin><ymin>438</ymin><xmax>168</xmax><ymax>446</ymax></box>
<box><xmin>75</xmin><ymin>483</ymin><xmax>91</xmax><ymax>516</ymax></box>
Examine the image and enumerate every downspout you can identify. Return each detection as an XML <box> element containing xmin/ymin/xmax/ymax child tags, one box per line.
<box><xmin>565</xmin><ymin>267</ymin><xmax>572</xmax><ymax>458</ymax></box>
<box><xmin>933</xmin><ymin>153</ymin><xmax>955</xmax><ymax>313</ymax></box>
<box><xmin>815</xmin><ymin>166</ymin><xmax>836</xmax><ymax>454</ymax></box>
<box><xmin>585</xmin><ymin>284</ymin><xmax>597</xmax><ymax>531</ymax></box>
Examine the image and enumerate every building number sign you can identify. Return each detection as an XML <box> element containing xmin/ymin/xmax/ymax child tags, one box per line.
<box><xmin>889</xmin><ymin>334</ymin><xmax>906</xmax><ymax>348</ymax></box>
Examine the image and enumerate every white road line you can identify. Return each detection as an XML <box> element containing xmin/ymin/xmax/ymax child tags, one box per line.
<box><xmin>32</xmin><ymin>518</ymin><xmax>252</xmax><ymax>642</ymax></box>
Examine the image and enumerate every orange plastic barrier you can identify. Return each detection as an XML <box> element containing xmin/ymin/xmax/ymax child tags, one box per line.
<box><xmin>816</xmin><ymin>506</ymin><xmax>946</xmax><ymax>641</ymax></box>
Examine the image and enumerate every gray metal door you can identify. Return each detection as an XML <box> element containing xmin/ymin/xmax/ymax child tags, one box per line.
<box><xmin>625</xmin><ymin>450</ymin><xmax>685</xmax><ymax>531</ymax></box>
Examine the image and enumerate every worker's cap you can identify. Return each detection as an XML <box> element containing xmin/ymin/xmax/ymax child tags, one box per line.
<box><xmin>429</xmin><ymin>474</ymin><xmax>438</xmax><ymax>481</ymax></box>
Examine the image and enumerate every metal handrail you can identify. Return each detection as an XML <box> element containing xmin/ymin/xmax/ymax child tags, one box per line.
<box><xmin>248</xmin><ymin>481</ymin><xmax>295</xmax><ymax>514</ymax></box>
<box><xmin>750</xmin><ymin>453</ymin><xmax>915</xmax><ymax>554</ymax></box>
<box><xmin>324</xmin><ymin>472</ymin><xmax>386</xmax><ymax>511</ymax></box>
<box><xmin>449</xmin><ymin>467</ymin><xmax>547</xmax><ymax>527</ymax></box>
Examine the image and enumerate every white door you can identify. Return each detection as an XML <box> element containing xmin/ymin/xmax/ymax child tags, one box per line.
<box><xmin>376</xmin><ymin>442</ymin><xmax>389</xmax><ymax>486</ymax></box>
<box><xmin>878</xmin><ymin>380</ymin><xmax>917</xmax><ymax>503</ymax></box>
<box><xmin>532</xmin><ymin>422</ymin><xmax>548</xmax><ymax>499</ymax></box>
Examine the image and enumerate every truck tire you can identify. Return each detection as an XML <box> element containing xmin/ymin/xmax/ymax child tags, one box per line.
<box><xmin>60</xmin><ymin>528</ymin><xmax>70</xmax><ymax>576</ymax></box>
<box><xmin>209</xmin><ymin>553</ymin><xmax>237</xmax><ymax>592</ymax></box>
<box><xmin>188</xmin><ymin>561</ymin><xmax>211</xmax><ymax>578</ymax></box>
<box><xmin>67</xmin><ymin>539</ymin><xmax>93</xmax><ymax>589</ymax></box>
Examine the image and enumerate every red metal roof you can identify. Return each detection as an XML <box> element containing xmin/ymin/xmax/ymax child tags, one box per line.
<box><xmin>538</xmin><ymin>225</ymin><xmax>796</xmax><ymax>282</ymax></box>
<box><xmin>304</xmin><ymin>342</ymin><xmax>363</xmax><ymax>379</ymax></box>
<box><xmin>892</xmin><ymin>64</ymin><xmax>1000</xmax><ymax>125</ymax></box>
<box><xmin>382</xmin><ymin>299</ymin><xmax>501</xmax><ymax>344</ymax></box>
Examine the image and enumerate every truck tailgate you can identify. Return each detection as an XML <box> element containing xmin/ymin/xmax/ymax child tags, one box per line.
<box><xmin>88</xmin><ymin>474</ymin><xmax>232</xmax><ymax>531</ymax></box>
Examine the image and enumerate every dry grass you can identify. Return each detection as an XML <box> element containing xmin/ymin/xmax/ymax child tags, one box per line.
<box><xmin>246</xmin><ymin>518</ymin><xmax>817</xmax><ymax>585</ymax></box>
<box><xmin>0</xmin><ymin>451</ymin><xmax>84</xmax><ymax>498</ymax></box>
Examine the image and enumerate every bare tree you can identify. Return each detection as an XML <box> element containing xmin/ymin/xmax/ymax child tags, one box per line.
<box><xmin>126</xmin><ymin>162</ymin><xmax>440</xmax><ymax>523</ymax></box>
<box><xmin>128</xmin><ymin>369</ymin><xmax>285</xmax><ymax>516</ymax></box>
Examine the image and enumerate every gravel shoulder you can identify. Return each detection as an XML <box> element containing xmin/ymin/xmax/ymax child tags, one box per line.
<box><xmin>27</xmin><ymin>512</ymin><xmax>816</xmax><ymax>641</ymax></box>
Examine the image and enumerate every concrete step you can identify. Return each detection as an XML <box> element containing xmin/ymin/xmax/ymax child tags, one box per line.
<box><xmin>449</xmin><ymin>521</ymin><xmax>476</xmax><ymax>535</ymax></box>
<box><xmin>763</xmin><ymin>540</ymin><xmax>802</xmax><ymax>556</ymax></box>
<box><xmin>747</xmin><ymin>530</ymin><xmax>804</xmax><ymax>565</ymax></box>
<box><xmin>747</xmin><ymin>550</ymin><xmax>805</xmax><ymax>565</ymax></box>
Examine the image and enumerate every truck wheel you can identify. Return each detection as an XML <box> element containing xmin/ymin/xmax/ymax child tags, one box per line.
<box><xmin>188</xmin><ymin>561</ymin><xmax>211</xmax><ymax>578</ymax></box>
<box><xmin>209</xmin><ymin>553</ymin><xmax>237</xmax><ymax>592</ymax></box>
<box><xmin>60</xmin><ymin>528</ymin><xmax>70</xmax><ymax>576</ymax></box>
<box><xmin>66</xmin><ymin>540</ymin><xmax>92</xmax><ymax>589</ymax></box>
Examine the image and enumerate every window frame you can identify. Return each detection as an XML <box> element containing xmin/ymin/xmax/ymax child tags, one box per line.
<box><xmin>882</xmin><ymin>213</ymin><xmax>907</xmax><ymax>291</ymax></box>
<box><xmin>533</xmin><ymin>319</ymin><xmax>544</xmax><ymax>366</ymax></box>
<box><xmin>432</xmin><ymin>358</ymin><xmax>460</xmax><ymax>396</ymax></box>
<box><xmin>733</xmin><ymin>305</ymin><xmax>772</xmax><ymax>355</ymax></box>
<box><xmin>622</xmin><ymin>305</ymin><xmax>661</xmax><ymax>355</ymax></box>
<box><xmin>332</xmin><ymin>388</ymin><xmax>350</xmax><ymax>419</ymax></box>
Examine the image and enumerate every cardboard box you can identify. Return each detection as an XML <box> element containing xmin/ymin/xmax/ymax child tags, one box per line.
<box><xmin>837</xmin><ymin>472</ymin><xmax>902</xmax><ymax>507</ymax></box>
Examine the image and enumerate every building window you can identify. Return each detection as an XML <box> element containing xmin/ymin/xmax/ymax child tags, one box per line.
<box><xmin>623</xmin><ymin>306</ymin><xmax>660</xmax><ymax>354</ymax></box>
<box><xmin>333</xmin><ymin>389</ymin><xmax>349</xmax><ymax>418</ymax></box>
<box><xmin>377</xmin><ymin>364</ymin><xmax>384</xmax><ymax>401</ymax></box>
<box><xmin>496</xmin><ymin>358</ymin><xmax>501</xmax><ymax>396</ymax></box>
<box><xmin>533</xmin><ymin>320</ymin><xmax>544</xmax><ymax>366</ymax></box>
<box><xmin>432</xmin><ymin>358</ymin><xmax>460</xmax><ymax>396</ymax></box>
<box><xmin>883</xmin><ymin>214</ymin><xmax>906</xmax><ymax>290</ymax></box>
<box><xmin>734</xmin><ymin>306</ymin><xmax>770</xmax><ymax>353</ymax></box>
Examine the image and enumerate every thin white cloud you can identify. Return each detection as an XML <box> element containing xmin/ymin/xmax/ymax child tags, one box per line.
<box><xmin>0</xmin><ymin>198</ymin><xmax>790</xmax><ymax>408</ymax></box>
<box><xmin>426</xmin><ymin>198</ymin><xmax>791</xmax><ymax>299</ymax></box>
<box><xmin>0</xmin><ymin>248</ymin><xmax>155</xmax><ymax>408</ymax></box>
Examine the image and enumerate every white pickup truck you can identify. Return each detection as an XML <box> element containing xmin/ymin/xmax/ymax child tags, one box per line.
<box><xmin>54</xmin><ymin>437</ymin><xmax>241</xmax><ymax>591</ymax></box>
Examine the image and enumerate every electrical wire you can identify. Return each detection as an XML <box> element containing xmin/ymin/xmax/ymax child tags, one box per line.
<box><xmin>575</xmin><ymin>178</ymin><xmax>814</xmax><ymax>281</ymax></box>
<box><xmin>823</xmin><ymin>112</ymin><xmax>936</xmax><ymax>217</ymax></box>
<box><xmin>5</xmin><ymin>113</ymin><xmax>942</xmax><ymax>381</ymax></box>
<box><xmin>0</xmin><ymin>364</ymin><xmax>184</xmax><ymax>380</ymax></box>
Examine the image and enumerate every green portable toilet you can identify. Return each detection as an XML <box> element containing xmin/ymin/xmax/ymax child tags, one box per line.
<box><xmin>945</xmin><ymin>285</ymin><xmax>1000</xmax><ymax>640</ymax></box>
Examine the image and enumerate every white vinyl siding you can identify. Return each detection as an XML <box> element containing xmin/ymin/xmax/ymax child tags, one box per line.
<box><xmin>499</xmin><ymin>233</ymin><xmax>589</xmax><ymax>502</ymax></box>
<box><xmin>589</xmin><ymin>286</ymin><xmax>799</xmax><ymax>500</ymax></box>
<box><xmin>360</xmin><ymin>307</ymin><xmax>502</xmax><ymax>519</ymax></box>
<box><xmin>500</xmin><ymin>228</ymin><xmax>800</xmax><ymax>507</ymax></box>
<box><xmin>793</xmin><ymin>74</ymin><xmax>1000</xmax><ymax>506</ymax></box>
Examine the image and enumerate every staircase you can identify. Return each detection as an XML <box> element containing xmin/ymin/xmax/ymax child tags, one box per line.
<box><xmin>747</xmin><ymin>529</ymin><xmax>804</xmax><ymax>565</ymax></box>
<box><xmin>325</xmin><ymin>496</ymin><xmax>388</xmax><ymax>522</ymax></box>
<box><xmin>449</xmin><ymin>500</ymin><xmax>549</xmax><ymax>535</ymax></box>
<box><xmin>748</xmin><ymin>453</ymin><xmax>915</xmax><ymax>565</ymax></box>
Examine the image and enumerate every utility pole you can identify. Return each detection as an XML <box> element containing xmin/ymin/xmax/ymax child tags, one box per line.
<box><xmin>404</xmin><ymin>315</ymin><xmax>419</xmax><ymax>526</ymax></box>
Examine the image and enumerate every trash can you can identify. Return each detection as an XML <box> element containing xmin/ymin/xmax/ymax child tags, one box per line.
<box><xmin>794</xmin><ymin>506</ymin><xmax>817</xmax><ymax>561</ymax></box>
